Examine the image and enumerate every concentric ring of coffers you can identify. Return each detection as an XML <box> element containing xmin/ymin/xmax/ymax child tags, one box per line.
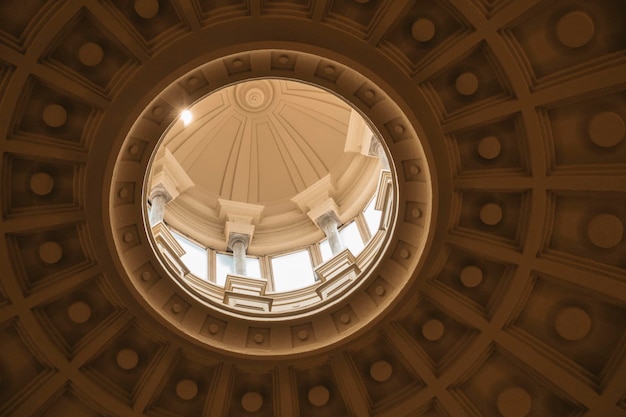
<box><xmin>108</xmin><ymin>49</ymin><xmax>432</xmax><ymax>356</ymax></box>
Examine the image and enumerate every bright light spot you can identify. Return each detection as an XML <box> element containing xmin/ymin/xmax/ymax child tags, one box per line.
<box><xmin>271</xmin><ymin>250</ymin><xmax>316</xmax><ymax>292</ymax></box>
<box><xmin>180</xmin><ymin>110</ymin><xmax>192</xmax><ymax>126</ymax></box>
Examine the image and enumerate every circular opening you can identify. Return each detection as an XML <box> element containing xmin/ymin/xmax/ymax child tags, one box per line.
<box><xmin>145</xmin><ymin>78</ymin><xmax>394</xmax><ymax>314</ymax></box>
<box><xmin>109</xmin><ymin>49</ymin><xmax>432</xmax><ymax>356</ymax></box>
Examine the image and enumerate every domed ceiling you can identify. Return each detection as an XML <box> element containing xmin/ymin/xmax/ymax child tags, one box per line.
<box><xmin>158</xmin><ymin>79</ymin><xmax>352</xmax><ymax>204</ymax></box>
<box><xmin>0</xmin><ymin>1</ymin><xmax>625</xmax><ymax>417</ymax></box>
<box><xmin>149</xmin><ymin>78</ymin><xmax>385</xmax><ymax>252</ymax></box>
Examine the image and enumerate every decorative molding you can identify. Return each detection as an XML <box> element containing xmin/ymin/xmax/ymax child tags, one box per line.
<box><xmin>315</xmin><ymin>249</ymin><xmax>361</xmax><ymax>300</ymax></box>
<box><xmin>344</xmin><ymin>109</ymin><xmax>375</xmax><ymax>155</ymax></box>
<box><xmin>108</xmin><ymin>48</ymin><xmax>425</xmax><ymax>357</ymax></box>
<box><xmin>152</xmin><ymin>222</ymin><xmax>189</xmax><ymax>277</ymax></box>
<box><xmin>223</xmin><ymin>274</ymin><xmax>273</xmax><ymax>312</ymax></box>
<box><xmin>292</xmin><ymin>176</ymin><xmax>336</xmax><ymax>214</ymax></box>
<box><xmin>150</xmin><ymin>149</ymin><xmax>193</xmax><ymax>200</ymax></box>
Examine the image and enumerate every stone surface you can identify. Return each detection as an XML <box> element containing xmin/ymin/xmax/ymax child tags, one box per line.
<box><xmin>478</xmin><ymin>136</ymin><xmax>501</xmax><ymax>160</ymax></box>
<box><xmin>411</xmin><ymin>18</ymin><xmax>436</xmax><ymax>42</ymax></box>
<box><xmin>369</xmin><ymin>360</ymin><xmax>393</xmax><ymax>382</ymax></box>
<box><xmin>497</xmin><ymin>386</ymin><xmax>532</xmax><ymax>417</ymax></box>
<box><xmin>554</xmin><ymin>306</ymin><xmax>591</xmax><ymax>341</ymax></box>
<box><xmin>460</xmin><ymin>265</ymin><xmax>483</xmax><ymax>288</ymax></box>
<box><xmin>67</xmin><ymin>301</ymin><xmax>91</xmax><ymax>324</ymax></box>
<box><xmin>588</xmin><ymin>111</ymin><xmax>625</xmax><ymax>148</ymax></box>
<box><xmin>455</xmin><ymin>72</ymin><xmax>479</xmax><ymax>96</ymax></box>
<box><xmin>39</xmin><ymin>241</ymin><xmax>63</xmax><ymax>264</ymax></box>
<box><xmin>78</xmin><ymin>42</ymin><xmax>104</xmax><ymax>67</ymax></box>
<box><xmin>587</xmin><ymin>214</ymin><xmax>623</xmax><ymax>248</ymax></box>
<box><xmin>308</xmin><ymin>385</ymin><xmax>330</xmax><ymax>407</ymax></box>
<box><xmin>480</xmin><ymin>203</ymin><xmax>503</xmax><ymax>226</ymax></box>
<box><xmin>134</xmin><ymin>0</ymin><xmax>159</xmax><ymax>19</ymax></box>
<box><xmin>116</xmin><ymin>348</ymin><xmax>139</xmax><ymax>370</ymax></box>
<box><xmin>241</xmin><ymin>392</ymin><xmax>263</xmax><ymax>412</ymax></box>
<box><xmin>176</xmin><ymin>379</ymin><xmax>198</xmax><ymax>400</ymax></box>
<box><xmin>422</xmin><ymin>319</ymin><xmax>445</xmax><ymax>341</ymax></box>
<box><xmin>30</xmin><ymin>173</ymin><xmax>54</xmax><ymax>196</ymax></box>
<box><xmin>556</xmin><ymin>11</ymin><xmax>595</xmax><ymax>48</ymax></box>
<box><xmin>42</xmin><ymin>104</ymin><xmax>67</xmax><ymax>127</ymax></box>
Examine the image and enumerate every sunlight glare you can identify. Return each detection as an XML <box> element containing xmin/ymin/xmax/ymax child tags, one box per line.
<box><xmin>180</xmin><ymin>109</ymin><xmax>192</xmax><ymax>126</ymax></box>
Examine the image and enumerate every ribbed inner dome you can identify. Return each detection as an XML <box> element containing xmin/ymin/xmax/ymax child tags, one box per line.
<box><xmin>146</xmin><ymin>78</ymin><xmax>391</xmax><ymax>293</ymax></box>
<box><xmin>160</xmin><ymin>79</ymin><xmax>352</xmax><ymax>205</ymax></box>
<box><xmin>148</xmin><ymin>79</ymin><xmax>387</xmax><ymax>256</ymax></box>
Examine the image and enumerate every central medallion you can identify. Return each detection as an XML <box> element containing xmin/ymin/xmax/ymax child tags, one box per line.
<box><xmin>235</xmin><ymin>80</ymin><xmax>274</xmax><ymax>113</ymax></box>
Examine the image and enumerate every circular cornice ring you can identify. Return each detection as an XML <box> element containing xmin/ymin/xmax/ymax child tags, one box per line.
<box><xmin>108</xmin><ymin>48</ymin><xmax>433</xmax><ymax>357</ymax></box>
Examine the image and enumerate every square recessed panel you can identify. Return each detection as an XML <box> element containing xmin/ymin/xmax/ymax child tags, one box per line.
<box><xmin>13</xmin><ymin>77</ymin><xmax>98</xmax><ymax>149</ymax></box>
<box><xmin>149</xmin><ymin>353</ymin><xmax>219</xmax><ymax>417</ymax></box>
<box><xmin>505</xmin><ymin>0</ymin><xmax>626</xmax><ymax>84</ymax></box>
<box><xmin>448</xmin><ymin>114</ymin><xmax>527</xmax><ymax>176</ymax></box>
<box><xmin>455</xmin><ymin>349</ymin><xmax>585</xmax><ymax>417</ymax></box>
<box><xmin>35</xmin><ymin>276</ymin><xmax>123</xmax><ymax>356</ymax></box>
<box><xmin>107</xmin><ymin>0</ymin><xmax>186</xmax><ymax>47</ymax></box>
<box><xmin>292</xmin><ymin>363</ymin><xmax>350</xmax><ymax>417</ymax></box>
<box><xmin>545</xmin><ymin>192</ymin><xmax>626</xmax><ymax>272</ymax></box>
<box><xmin>83</xmin><ymin>322</ymin><xmax>167</xmax><ymax>403</ymax></box>
<box><xmin>225</xmin><ymin>369</ymin><xmax>276</xmax><ymax>417</ymax></box>
<box><xmin>512</xmin><ymin>273</ymin><xmax>626</xmax><ymax>386</ymax></box>
<box><xmin>425</xmin><ymin>45</ymin><xmax>511</xmax><ymax>117</ymax></box>
<box><xmin>4</xmin><ymin>154</ymin><xmax>82</xmax><ymax>216</ymax></box>
<box><xmin>43</xmin><ymin>9</ymin><xmax>138</xmax><ymax>94</ymax></box>
<box><xmin>8</xmin><ymin>222</ymin><xmax>95</xmax><ymax>293</ymax></box>
<box><xmin>381</xmin><ymin>0</ymin><xmax>468</xmax><ymax>72</ymax></box>
<box><xmin>346</xmin><ymin>335</ymin><xmax>423</xmax><ymax>411</ymax></box>
<box><xmin>542</xmin><ymin>90</ymin><xmax>626</xmax><ymax>171</ymax></box>
<box><xmin>0</xmin><ymin>318</ymin><xmax>54</xmax><ymax>416</ymax></box>
<box><xmin>0</xmin><ymin>0</ymin><xmax>56</xmax><ymax>48</ymax></box>
<box><xmin>397</xmin><ymin>298</ymin><xmax>477</xmax><ymax>373</ymax></box>
<box><xmin>455</xmin><ymin>190</ymin><xmax>529</xmax><ymax>248</ymax></box>
<box><xmin>433</xmin><ymin>245</ymin><xmax>514</xmax><ymax>317</ymax></box>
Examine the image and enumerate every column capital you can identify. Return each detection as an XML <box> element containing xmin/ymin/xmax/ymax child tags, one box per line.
<box><xmin>315</xmin><ymin>210</ymin><xmax>341</xmax><ymax>229</ymax></box>
<box><xmin>227</xmin><ymin>232</ymin><xmax>250</xmax><ymax>251</ymax></box>
<box><xmin>149</xmin><ymin>184</ymin><xmax>172</xmax><ymax>203</ymax></box>
<box><xmin>149</xmin><ymin>184</ymin><xmax>173</xmax><ymax>225</ymax></box>
<box><xmin>291</xmin><ymin>176</ymin><xmax>336</xmax><ymax>214</ymax></box>
<box><xmin>150</xmin><ymin>148</ymin><xmax>193</xmax><ymax>200</ymax></box>
<box><xmin>306</xmin><ymin>197</ymin><xmax>340</xmax><ymax>225</ymax></box>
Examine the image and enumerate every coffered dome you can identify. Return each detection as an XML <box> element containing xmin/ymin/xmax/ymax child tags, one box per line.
<box><xmin>0</xmin><ymin>1</ymin><xmax>625</xmax><ymax>417</ymax></box>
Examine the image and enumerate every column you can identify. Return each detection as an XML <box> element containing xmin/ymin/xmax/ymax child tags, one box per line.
<box><xmin>228</xmin><ymin>233</ymin><xmax>250</xmax><ymax>276</ymax></box>
<box><xmin>149</xmin><ymin>186</ymin><xmax>171</xmax><ymax>226</ymax></box>
<box><xmin>317</xmin><ymin>212</ymin><xmax>344</xmax><ymax>255</ymax></box>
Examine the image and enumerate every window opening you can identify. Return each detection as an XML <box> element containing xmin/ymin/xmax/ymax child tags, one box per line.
<box><xmin>363</xmin><ymin>195</ymin><xmax>382</xmax><ymax>235</ymax></box>
<box><xmin>215</xmin><ymin>252</ymin><xmax>234</xmax><ymax>286</ymax></box>
<box><xmin>319</xmin><ymin>239</ymin><xmax>333</xmax><ymax>262</ymax></box>
<box><xmin>215</xmin><ymin>252</ymin><xmax>263</xmax><ymax>285</ymax></box>
<box><xmin>339</xmin><ymin>221</ymin><xmax>366</xmax><ymax>256</ymax></box>
<box><xmin>271</xmin><ymin>249</ymin><xmax>316</xmax><ymax>292</ymax></box>
<box><xmin>171</xmin><ymin>230</ymin><xmax>208</xmax><ymax>279</ymax></box>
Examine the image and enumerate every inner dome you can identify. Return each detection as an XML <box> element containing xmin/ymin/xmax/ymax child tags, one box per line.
<box><xmin>146</xmin><ymin>78</ymin><xmax>393</xmax><ymax>296</ymax></box>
